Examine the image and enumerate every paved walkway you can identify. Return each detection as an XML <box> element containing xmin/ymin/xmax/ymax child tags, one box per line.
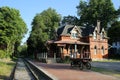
<box><xmin>33</xmin><ymin>61</ymin><xmax>119</xmax><ymax>80</ymax></box>
<box><xmin>14</xmin><ymin>58</ymin><xmax>34</xmax><ymax>80</ymax></box>
<box><xmin>92</xmin><ymin>62</ymin><xmax>120</xmax><ymax>72</ymax></box>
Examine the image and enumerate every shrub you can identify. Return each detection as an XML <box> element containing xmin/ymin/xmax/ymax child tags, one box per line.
<box><xmin>0</xmin><ymin>50</ymin><xmax>6</xmax><ymax>58</ymax></box>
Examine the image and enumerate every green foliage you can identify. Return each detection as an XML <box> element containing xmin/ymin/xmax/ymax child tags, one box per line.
<box><xmin>108</xmin><ymin>21</ymin><xmax>120</xmax><ymax>43</ymax></box>
<box><xmin>0</xmin><ymin>60</ymin><xmax>15</xmax><ymax>79</ymax></box>
<box><xmin>0</xmin><ymin>6</ymin><xmax>27</xmax><ymax>58</ymax></box>
<box><xmin>61</xmin><ymin>15</ymin><xmax>79</xmax><ymax>25</ymax></box>
<box><xmin>56</xmin><ymin>56</ymin><xmax>70</xmax><ymax>63</ymax></box>
<box><xmin>77</xmin><ymin>0</ymin><xmax>120</xmax><ymax>28</ymax></box>
<box><xmin>109</xmin><ymin>52</ymin><xmax>120</xmax><ymax>60</ymax></box>
<box><xmin>0</xmin><ymin>50</ymin><xmax>6</xmax><ymax>58</ymax></box>
<box><xmin>17</xmin><ymin>44</ymin><xmax>27</xmax><ymax>57</ymax></box>
<box><xmin>92</xmin><ymin>67</ymin><xmax>120</xmax><ymax>78</ymax></box>
<box><xmin>63</xmin><ymin>56</ymin><xmax>70</xmax><ymax>63</ymax></box>
<box><xmin>27</xmin><ymin>8</ymin><xmax>61</xmax><ymax>56</ymax></box>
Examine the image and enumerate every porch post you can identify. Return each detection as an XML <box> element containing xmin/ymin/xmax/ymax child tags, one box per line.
<box><xmin>46</xmin><ymin>52</ymin><xmax>47</xmax><ymax>59</ymax></box>
<box><xmin>74</xmin><ymin>42</ymin><xmax>77</xmax><ymax>58</ymax></box>
<box><xmin>54</xmin><ymin>53</ymin><xmax>56</xmax><ymax>59</ymax></box>
<box><xmin>81</xmin><ymin>46</ymin><xmax>85</xmax><ymax>58</ymax></box>
<box><xmin>60</xmin><ymin>47</ymin><xmax>63</xmax><ymax>58</ymax></box>
<box><xmin>41</xmin><ymin>53</ymin><xmax>43</xmax><ymax>58</ymax></box>
<box><xmin>43</xmin><ymin>52</ymin><xmax>45</xmax><ymax>58</ymax></box>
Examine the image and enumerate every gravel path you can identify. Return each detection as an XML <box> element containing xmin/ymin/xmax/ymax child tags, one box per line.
<box><xmin>14</xmin><ymin>58</ymin><xmax>34</xmax><ymax>80</ymax></box>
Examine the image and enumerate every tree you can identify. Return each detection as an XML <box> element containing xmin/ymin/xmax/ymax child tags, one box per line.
<box><xmin>108</xmin><ymin>21</ymin><xmax>120</xmax><ymax>44</ymax></box>
<box><xmin>61</xmin><ymin>15</ymin><xmax>79</xmax><ymax>25</ymax></box>
<box><xmin>27</xmin><ymin>8</ymin><xmax>61</xmax><ymax>57</ymax></box>
<box><xmin>77</xmin><ymin>0</ymin><xmax>120</xmax><ymax>28</ymax></box>
<box><xmin>17</xmin><ymin>44</ymin><xmax>28</xmax><ymax>57</ymax></box>
<box><xmin>0</xmin><ymin>6</ymin><xmax>27</xmax><ymax>58</ymax></box>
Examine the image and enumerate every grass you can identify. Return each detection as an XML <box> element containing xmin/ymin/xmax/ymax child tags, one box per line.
<box><xmin>93</xmin><ymin>59</ymin><xmax>120</xmax><ymax>62</ymax></box>
<box><xmin>0</xmin><ymin>58</ymin><xmax>16</xmax><ymax>79</ymax></box>
<box><xmin>91</xmin><ymin>59</ymin><xmax>120</xmax><ymax>79</ymax></box>
<box><xmin>91</xmin><ymin>67</ymin><xmax>120</xmax><ymax>79</ymax></box>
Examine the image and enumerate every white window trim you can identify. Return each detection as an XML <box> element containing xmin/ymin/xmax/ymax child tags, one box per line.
<box><xmin>100</xmin><ymin>32</ymin><xmax>104</xmax><ymax>40</ymax></box>
<box><xmin>94</xmin><ymin>46</ymin><xmax>97</xmax><ymax>55</ymax></box>
<box><xmin>71</xmin><ymin>30</ymin><xmax>78</xmax><ymax>39</ymax></box>
<box><xmin>101</xmin><ymin>46</ymin><xmax>104</xmax><ymax>55</ymax></box>
<box><xmin>93</xmin><ymin>31</ymin><xmax>97</xmax><ymax>40</ymax></box>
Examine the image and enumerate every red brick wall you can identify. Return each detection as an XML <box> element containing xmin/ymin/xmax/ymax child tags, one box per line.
<box><xmin>61</xmin><ymin>36</ymin><xmax>70</xmax><ymax>40</ymax></box>
<box><xmin>60</xmin><ymin>35</ymin><xmax>80</xmax><ymax>41</ymax></box>
<box><xmin>89</xmin><ymin>35</ymin><xmax>108</xmax><ymax>60</ymax></box>
<box><xmin>58</xmin><ymin>34</ymin><xmax>108</xmax><ymax>60</ymax></box>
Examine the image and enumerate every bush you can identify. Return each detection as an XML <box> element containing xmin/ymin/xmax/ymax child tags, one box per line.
<box><xmin>56</xmin><ymin>56</ymin><xmax>70</xmax><ymax>63</ymax></box>
<box><xmin>56</xmin><ymin>58</ymin><xmax>63</xmax><ymax>63</ymax></box>
<box><xmin>0</xmin><ymin>50</ymin><xmax>6</xmax><ymax>58</ymax></box>
<box><xmin>109</xmin><ymin>53</ymin><xmax>120</xmax><ymax>60</ymax></box>
<box><xmin>0</xmin><ymin>60</ymin><xmax>15</xmax><ymax>79</ymax></box>
<box><xmin>64</xmin><ymin>56</ymin><xmax>70</xmax><ymax>60</ymax></box>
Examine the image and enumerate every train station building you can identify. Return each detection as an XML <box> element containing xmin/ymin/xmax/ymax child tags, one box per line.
<box><xmin>47</xmin><ymin>21</ymin><xmax>108</xmax><ymax>60</ymax></box>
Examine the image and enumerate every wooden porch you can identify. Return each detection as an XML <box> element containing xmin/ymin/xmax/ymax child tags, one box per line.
<box><xmin>47</xmin><ymin>40</ymin><xmax>91</xmax><ymax>59</ymax></box>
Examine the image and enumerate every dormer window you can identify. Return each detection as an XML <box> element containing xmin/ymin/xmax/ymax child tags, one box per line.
<box><xmin>71</xmin><ymin>31</ymin><xmax>78</xmax><ymax>39</ymax></box>
<box><xmin>101</xmin><ymin>32</ymin><xmax>104</xmax><ymax>40</ymax></box>
<box><xmin>93</xmin><ymin>31</ymin><xmax>97</xmax><ymax>39</ymax></box>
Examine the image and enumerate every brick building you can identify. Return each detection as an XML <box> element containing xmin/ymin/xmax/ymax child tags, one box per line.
<box><xmin>47</xmin><ymin>21</ymin><xmax>108</xmax><ymax>60</ymax></box>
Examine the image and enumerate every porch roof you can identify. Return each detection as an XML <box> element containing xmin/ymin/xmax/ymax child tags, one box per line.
<box><xmin>47</xmin><ymin>40</ymin><xmax>89</xmax><ymax>45</ymax></box>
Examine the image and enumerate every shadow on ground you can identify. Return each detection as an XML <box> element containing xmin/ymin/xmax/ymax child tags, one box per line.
<box><xmin>0</xmin><ymin>75</ymin><xmax>9</xmax><ymax>80</ymax></box>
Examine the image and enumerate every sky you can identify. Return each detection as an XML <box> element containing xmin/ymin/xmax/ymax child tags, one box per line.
<box><xmin>0</xmin><ymin>0</ymin><xmax>120</xmax><ymax>44</ymax></box>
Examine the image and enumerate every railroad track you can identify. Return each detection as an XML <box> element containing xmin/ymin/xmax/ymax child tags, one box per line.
<box><xmin>11</xmin><ymin>58</ymin><xmax>54</xmax><ymax>80</ymax></box>
<box><xmin>24</xmin><ymin>59</ymin><xmax>53</xmax><ymax>80</ymax></box>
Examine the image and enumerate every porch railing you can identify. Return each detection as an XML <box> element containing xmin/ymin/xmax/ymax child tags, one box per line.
<box><xmin>37</xmin><ymin>52</ymin><xmax>48</xmax><ymax>60</ymax></box>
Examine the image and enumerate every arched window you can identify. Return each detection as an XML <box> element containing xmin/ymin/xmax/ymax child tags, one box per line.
<box><xmin>93</xmin><ymin>31</ymin><xmax>97</xmax><ymax>39</ymax></box>
<box><xmin>94</xmin><ymin>45</ymin><xmax>97</xmax><ymax>55</ymax></box>
<box><xmin>101</xmin><ymin>46</ymin><xmax>104</xmax><ymax>55</ymax></box>
<box><xmin>101</xmin><ymin>32</ymin><xmax>104</xmax><ymax>40</ymax></box>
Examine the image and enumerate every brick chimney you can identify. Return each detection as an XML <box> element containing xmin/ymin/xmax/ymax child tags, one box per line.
<box><xmin>97</xmin><ymin>20</ymin><xmax>100</xmax><ymax>33</ymax></box>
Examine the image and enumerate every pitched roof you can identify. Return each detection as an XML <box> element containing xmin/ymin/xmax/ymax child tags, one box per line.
<box><xmin>54</xmin><ymin>40</ymin><xmax>89</xmax><ymax>45</ymax></box>
<box><xmin>57</xmin><ymin>24</ymin><xmax>95</xmax><ymax>37</ymax></box>
<box><xmin>57</xmin><ymin>24</ymin><xmax>105</xmax><ymax>37</ymax></box>
<box><xmin>81</xmin><ymin>26</ymin><xmax>95</xmax><ymax>36</ymax></box>
<box><xmin>47</xmin><ymin>40</ymin><xmax>89</xmax><ymax>45</ymax></box>
<box><xmin>57</xmin><ymin>24</ymin><xmax>74</xmax><ymax>36</ymax></box>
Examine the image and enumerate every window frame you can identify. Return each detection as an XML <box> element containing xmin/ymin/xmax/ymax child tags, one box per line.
<box><xmin>71</xmin><ymin>30</ymin><xmax>78</xmax><ymax>39</ymax></box>
<box><xmin>93</xmin><ymin>31</ymin><xmax>97</xmax><ymax>40</ymax></box>
<box><xmin>94</xmin><ymin>45</ymin><xmax>97</xmax><ymax>55</ymax></box>
<box><xmin>101</xmin><ymin>46</ymin><xmax>104</xmax><ymax>55</ymax></box>
<box><xmin>101</xmin><ymin>32</ymin><xmax>104</xmax><ymax>40</ymax></box>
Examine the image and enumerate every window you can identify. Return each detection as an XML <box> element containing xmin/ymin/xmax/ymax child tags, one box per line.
<box><xmin>117</xmin><ymin>42</ymin><xmax>120</xmax><ymax>47</ymax></box>
<box><xmin>118</xmin><ymin>42</ymin><xmax>120</xmax><ymax>48</ymax></box>
<box><xmin>71</xmin><ymin>31</ymin><xmax>78</xmax><ymax>39</ymax></box>
<box><xmin>115</xmin><ymin>42</ymin><xmax>117</xmax><ymax>47</ymax></box>
<box><xmin>94</xmin><ymin>46</ymin><xmax>97</xmax><ymax>55</ymax></box>
<box><xmin>101</xmin><ymin>46</ymin><xmax>104</xmax><ymax>55</ymax></box>
<box><xmin>93</xmin><ymin>31</ymin><xmax>97</xmax><ymax>39</ymax></box>
<box><xmin>112</xmin><ymin>42</ymin><xmax>116</xmax><ymax>48</ymax></box>
<box><xmin>101</xmin><ymin>32</ymin><xmax>104</xmax><ymax>40</ymax></box>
